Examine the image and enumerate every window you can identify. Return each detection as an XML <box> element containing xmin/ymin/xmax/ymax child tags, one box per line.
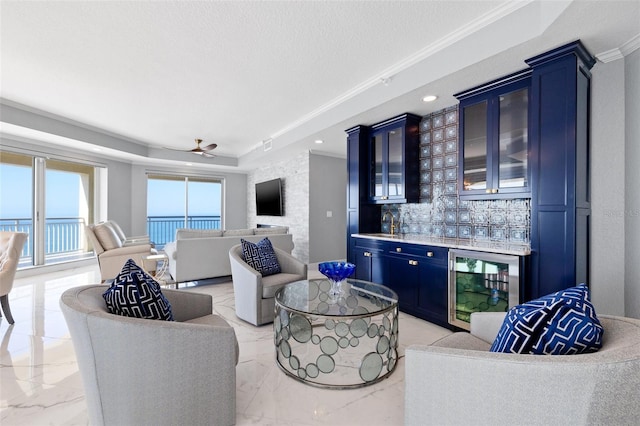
<box><xmin>147</xmin><ymin>174</ymin><xmax>222</xmax><ymax>248</ymax></box>
<box><xmin>0</xmin><ymin>151</ymin><xmax>102</xmax><ymax>268</ymax></box>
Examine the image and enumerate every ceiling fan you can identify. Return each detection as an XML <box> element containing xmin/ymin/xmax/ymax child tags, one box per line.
<box><xmin>167</xmin><ymin>138</ymin><xmax>217</xmax><ymax>157</ymax></box>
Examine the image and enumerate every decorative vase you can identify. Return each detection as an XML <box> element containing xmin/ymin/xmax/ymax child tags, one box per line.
<box><xmin>318</xmin><ymin>261</ymin><xmax>356</xmax><ymax>297</ymax></box>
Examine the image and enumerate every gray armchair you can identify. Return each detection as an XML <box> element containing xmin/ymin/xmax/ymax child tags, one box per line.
<box><xmin>229</xmin><ymin>244</ymin><xmax>307</xmax><ymax>326</ymax></box>
<box><xmin>405</xmin><ymin>312</ymin><xmax>640</xmax><ymax>426</ymax></box>
<box><xmin>0</xmin><ymin>231</ymin><xmax>28</xmax><ymax>324</ymax></box>
<box><xmin>60</xmin><ymin>284</ymin><xmax>239</xmax><ymax>426</ymax></box>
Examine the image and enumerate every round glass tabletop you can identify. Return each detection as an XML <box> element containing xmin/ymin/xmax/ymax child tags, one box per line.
<box><xmin>275</xmin><ymin>278</ymin><xmax>398</xmax><ymax>318</ymax></box>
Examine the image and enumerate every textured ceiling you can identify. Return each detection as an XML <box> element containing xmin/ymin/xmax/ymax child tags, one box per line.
<box><xmin>1</xmin><ymin>0</ymin><xmax>639</xmax><ymax>170</ymax></box>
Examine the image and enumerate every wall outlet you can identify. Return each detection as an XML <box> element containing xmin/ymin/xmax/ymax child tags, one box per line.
<box><xmin>326</xmin><ymin>210</ymin><xmax>332</xmax><ymax>218</ymax></box>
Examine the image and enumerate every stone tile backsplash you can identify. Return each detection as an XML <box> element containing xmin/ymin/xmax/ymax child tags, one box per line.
<box><xmin>380</xmin><ymin>105</ymin><xmax>531</xmax><ymax>244</ymax></box>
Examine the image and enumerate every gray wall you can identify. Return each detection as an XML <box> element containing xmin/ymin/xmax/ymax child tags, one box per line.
<box><xmin>309</xmin><ymin>153</ymin><xmax>347</xmax><ymax>263</ymax></box>
<box><xmin>590</xmin><ymin>59</ymin><xmax>626</xmax><ymax>316</ymax></box>
<box><xmin>590</xmin><ymin>48</ymin><xmax>640</xmax><ymax>319</ymax></box>
<box><xmin>625</xmin><ymin>48</ymin><xmax>640</xmax><ymax>319</ymax></box>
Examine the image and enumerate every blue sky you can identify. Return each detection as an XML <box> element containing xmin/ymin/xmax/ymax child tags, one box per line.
<box><xmin>1</xmin><ymin>164</ymin><xmax>221</xmax><ymax>219</ymax></box>
<box><xmin>0</xmin><ymin>164</ymin><xmax>81</xmax><ymax>218</ymax></box>
<box><xmin>147</xmin><ymin>179</ymin><xmax>222</xmax><ymax>216</ymax></box>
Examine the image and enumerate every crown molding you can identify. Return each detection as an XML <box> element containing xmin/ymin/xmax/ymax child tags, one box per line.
<box><xmin>237</xmin><ymin>0</ymin><xmax>537</xmax><ymax>158</ymax></box>
<box><xmin>596</xmin><ymin>33</ymin><xmax>640</xmax><ymax>63</ymax></box>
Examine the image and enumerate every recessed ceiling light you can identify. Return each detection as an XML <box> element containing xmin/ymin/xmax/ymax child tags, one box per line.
<box><xmin>315</xmin><ymin>139</ymin><xmax>324</xmax><ymax>144</ymax></box>
<box><xmin>185</xmin><ymin>162</ymin><xmax>193</xmax><ymax>166</ymax></box>
<box><xmin>92</xmin><ymin>147</ymin><xmax>102</xmax><ymax>152</ymax></box>
<box><xmin>422</xmin><ymin>95</ymin><xmax>438</xmax><ymax>102</ymax></box>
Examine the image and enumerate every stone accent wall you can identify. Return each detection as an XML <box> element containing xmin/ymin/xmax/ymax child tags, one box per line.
<box><xmin>247</xmin><ymin>151</ymin><xmax>310</xmax><ymax>262</ymax></box>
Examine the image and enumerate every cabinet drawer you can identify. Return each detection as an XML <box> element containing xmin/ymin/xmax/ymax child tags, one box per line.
<box><xmin>385</xmin><ymin>243</ymin><xmax>447</xmax><ymax>262</ymax></box>
<box><xmin>352</xmin><ymin>237</ymin><xmax>385</xmax><ymax>253</ymax></box>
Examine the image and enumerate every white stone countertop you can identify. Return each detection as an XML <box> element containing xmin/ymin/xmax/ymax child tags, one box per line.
<box><xmin>352</xmin><ymin>233</ymin><xmax>531</xmax><ymax>256</ymax></box>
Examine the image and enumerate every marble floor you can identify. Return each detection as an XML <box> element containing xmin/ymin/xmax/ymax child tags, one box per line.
<box><xmin>0</xmin><ymin>264</ymin><xmax>452</xmax><ymax>425</ymax></box>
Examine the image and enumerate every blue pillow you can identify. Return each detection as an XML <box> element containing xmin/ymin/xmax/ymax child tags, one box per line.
<box><xmin>102</xmin><ymin>259</ymin><xmax>174</xmax><ymax>321</ymax></box>
<box><xmin>490</xmin><ymin>284</ymin><xmax>603</xmax><ymax>355</ymax></box>
<box><xmin>241</xmin><ymin>237</ymin><xmax>281</xmax><ymax>276</ymax></box>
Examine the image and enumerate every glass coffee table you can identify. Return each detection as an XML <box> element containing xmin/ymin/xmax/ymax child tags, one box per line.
<box><xmin>274</xmin><ymin>278</ymin><xmax>399</xmax><ymax>389</ymax></box>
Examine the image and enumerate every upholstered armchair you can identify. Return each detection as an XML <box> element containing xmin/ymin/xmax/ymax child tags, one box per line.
<box><xmin>106</xmin><ymin>220</ymin><xmax>154</xmax><ymax>247</ymax></box>
<box><xmin>229</xmin><ymin>243</ymin><xmax>307</xmax><ymax>326</ymax></box>
<box><xmin>85</xmin><ymin>222</ymin><xmax>156</xmax><ymax>281</ymax></box>
<box><xmin>405</xmin><ymin>312</ymin><xmax>640</xmax><ymax>426</ymax></box>
<box><xmin>0</xmin><ymin>231</ymin><xmax>28</xmax><ymax>324</ymax></box>
<box><xmin>60</xmin><ymin>284</ymin><xmax>239</xmax><ymax>426</ymax></box>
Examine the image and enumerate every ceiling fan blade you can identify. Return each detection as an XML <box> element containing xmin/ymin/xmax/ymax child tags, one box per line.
<box><xmin>163</xmin><ymin>138</ymin><xmax>216</xmax><ymax>157</ymax></box>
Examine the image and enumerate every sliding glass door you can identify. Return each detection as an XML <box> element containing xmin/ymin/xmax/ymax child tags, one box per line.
<box><xmin>0</xmin><ymin>151</ymin><xmax>101</xmax><ymax>268</ymax></box>
<box><xmin>44</xmin><ymin>159</ymin><xmax>96</xmax><ymax>264</ymax></box>
<box><xmin>0</xmin><ymin>152</ymin><xmax>34</xmax><ymax>267</ymax></box>
<box><xmin>147</xmin><ymin>174</ymin><xmax>222</xmax><ymax>248</ymax></box>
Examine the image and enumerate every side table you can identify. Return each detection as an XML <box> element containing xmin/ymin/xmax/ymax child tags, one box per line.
<box><xmin>141</xmin><ymin>252</ymin><xmax>175</xmax><ymax>287</ymax></box>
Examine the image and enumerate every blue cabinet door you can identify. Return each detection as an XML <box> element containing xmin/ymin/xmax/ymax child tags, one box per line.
<box><xmin>527</xmin><ymin>41</ymin><xmax>594</xmax><ymax>299</ymax></box>
<box><xmin>456</xmin><ymin>72</ymin><xmax>532</xmax><ymax>200</ymax></box>
<box><xmin>382</xmin><ymin>242</ymin><xmax>449</xmax><ymax>328</ymax></box>
<box><xmin>368</xmin><ymin>113</ymin><xmax>421</xmax><ymax>204</ymax></box>
<box><xmin>416</xmin><ymin>249</ymin><xmax>449</xmax><ymax>327</ymax></box>
<box><xmin>351</xmin><ymin>238</ymin><xmax>384</xmax><ymax>284</ymax></box>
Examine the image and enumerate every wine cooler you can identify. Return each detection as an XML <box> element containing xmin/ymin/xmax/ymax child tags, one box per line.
<box><xmin>448</xmin><ymin>249</ymin><xmax>521</xmax><ymax>330</ymax></box>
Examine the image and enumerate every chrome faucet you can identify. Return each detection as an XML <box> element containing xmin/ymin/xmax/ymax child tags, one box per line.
<box><xmin>383</xmin><ymin>211</ymin><xmax>396</xmax><ymax>235</ymax></box>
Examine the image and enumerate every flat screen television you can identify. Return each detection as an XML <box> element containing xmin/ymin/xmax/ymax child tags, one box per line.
<box><xmin>255</xmin><ymin>178</ymin><xmax>283</xmax><ymax>216</ymax></box>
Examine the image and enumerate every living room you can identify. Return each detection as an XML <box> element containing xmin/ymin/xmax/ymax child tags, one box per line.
<box><xmin>1</xmin><ymin>1</ymin><xmax>639</xmax><ymax>425</ymax></box>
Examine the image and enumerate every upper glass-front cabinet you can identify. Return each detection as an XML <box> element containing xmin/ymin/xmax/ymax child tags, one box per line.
<box><xmin>457</xmin><ymin>73</ymin><xmax>531</xmax><ymax>199</ymax></box>
<box><xmin>369</xmin><ymin>113</ymin><xmax>421</xmax><ymax>204</ymax></box>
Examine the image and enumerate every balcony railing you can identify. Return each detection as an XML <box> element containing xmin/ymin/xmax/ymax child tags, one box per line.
<box><xmin>0</xmin><ymin>215</ymin><xmax>221</xmax><ymax>262</ymax></box>
<box><xmin>147</xmin><ymin>215</ymin><xmax>221</xmax><ymax>248</ymax></box>
<box><xmin>0</xmin><ymin>217</ymin><xmax>87</xmax><ymax>259</ymax></box>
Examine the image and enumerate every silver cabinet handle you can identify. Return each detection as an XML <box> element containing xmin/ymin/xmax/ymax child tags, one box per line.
<box><xmin>409</xmin><ymin>260</ymin><xmax>418</xmax><ymax>266</ymax></box>
<box><xmin>426</xmin><ymin>251</ymin><xmax>434</xmax><ymax>257</ymax></box>
<box><xmin>364</xmin><ymin>251</ymin><xmax>372</xmax><ymax>257</ymax></box>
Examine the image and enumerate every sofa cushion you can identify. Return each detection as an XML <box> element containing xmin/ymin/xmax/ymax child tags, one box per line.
<box><xmin>490</xmin><ymin>284</ymin><xmax>603</xmax><ymax>355</ymax></box>
<box><xmin>432</xmin><ymin>332</ymin><xmax>492</xmax><ymax>351</ymax></box>
<box><xmin>176</xmin><ymin>228</ymin><xmax>223</xmax><ymax>239</ymax></box>
<box><xmin>108</xmin><ymin>220</ymin><xmax>127</xmax><ymax>242</ymax></box>
<box><xmin>254</xmin><ymin>226</ymin><xmax>288</xmax><ymax>235</ymax></box>
<box><xmin>93</xmin><ymin>223</ymin><xmax>122</xmax><ymax>250</ymax></box>
<box><xmin>261</xmin><ymin>273</ymin><xmax>304</xmax><ymax>298</ymax></box>
<box><xmin>102</xmin><ymin>259</ymin><xmax>174</xmax><ymax>321</ymax></box>
<box><xmin>224</xmin><ymin>228</ymin><xmax>254</xmax><ymax>237</ymax></box>
<box><xmin>241</xmin><ymin>237</ymin><xmax>281</xmax><ymax>276</ymax></box>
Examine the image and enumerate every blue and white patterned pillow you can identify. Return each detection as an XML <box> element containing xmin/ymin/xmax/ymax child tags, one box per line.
<box><xmin>490</xmin><ymin>283</ymin><xmax>603</xmax><ymax>355</ymax></box>
<box><xmin>241</xmin><ymin>237</ymin><xmax>281</xmax><ymax>276</ymax></box>
<box><xmin>102</xmin><ymin>259</ymin><xmax>174</xmax><ymax>321</ymax></box>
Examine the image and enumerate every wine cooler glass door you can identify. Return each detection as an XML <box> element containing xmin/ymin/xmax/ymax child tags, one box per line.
<box><xmin>448</xmin><ymin>249</ymin><xmax>520</xmax><ymax>330</ymax></box>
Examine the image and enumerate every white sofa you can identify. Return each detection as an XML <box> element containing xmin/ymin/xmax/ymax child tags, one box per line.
<box><xmin>163</xmin><ymin>227</ymin><xmax>294</xmax><ymax>284</ymax></box>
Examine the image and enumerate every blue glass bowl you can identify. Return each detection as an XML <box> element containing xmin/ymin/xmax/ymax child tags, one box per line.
<box><xmin>318</xmin><ymin>261</ymin><xmax>356</xmax><ymax>283</ymax></box>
